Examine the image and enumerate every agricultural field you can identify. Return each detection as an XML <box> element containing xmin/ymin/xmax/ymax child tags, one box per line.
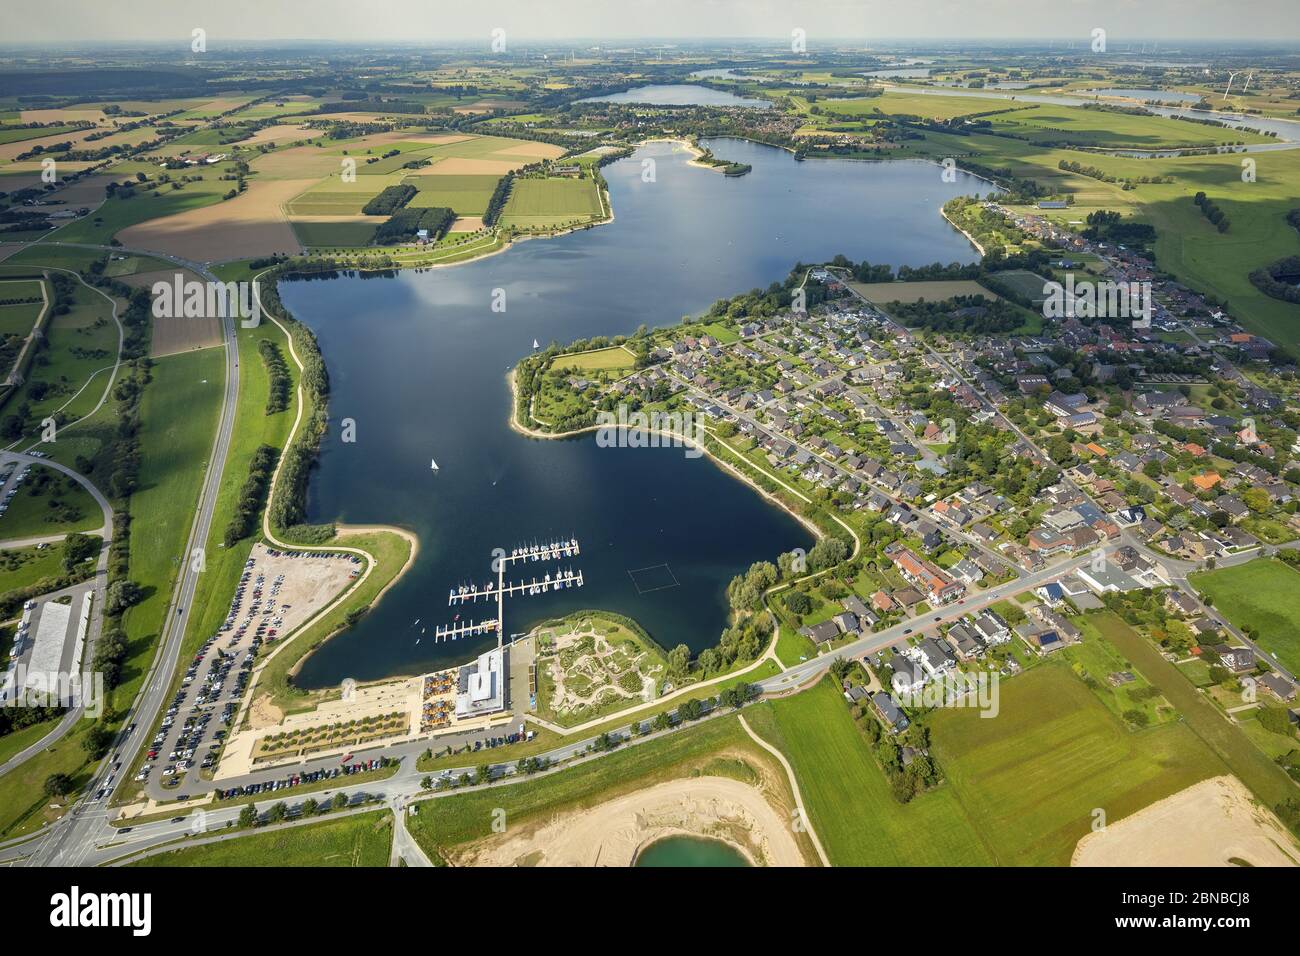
<box><xmin>408</xmin><ymin>174</ymin><xmax>500</xmax><ymax>214</ymax></box>
<box><xmin>929</xmin><ymin>661</ymin><xmax>1223</xmax><ymax>865</ymax></box>
<box><xmin>551</xmin><ymin>345</ymin><xmax>636</xmax><ymax>375</ymax></box>
<box><xmin>1191</xmin><ymin>559</ymin><xmax>1300</xmax><ymax>675</ymax></box>
<box><xmin>851</xmin><ymin>279</ymin><xmax>999</xmax><ymax>305</ymax></box>
<box><xmin>130</xmin><ymin>811</ymin><xmax>393</xmax><ymax>867</ymax></box>
<box><xmin>500</xmin><ymin>177</ymin><xmax>603</xmax><ymax>230</ymax></box>
<box><xmin>744</xmin><ymin>677</ymin><xmax>993</xmax><ymax>866</ymax></box>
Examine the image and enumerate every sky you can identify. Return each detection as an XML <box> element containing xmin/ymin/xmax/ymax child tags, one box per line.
<box><xmin>7</xmin><ymin>0</ymin><xmax>1299</xmax><ymax>45</ymax></box>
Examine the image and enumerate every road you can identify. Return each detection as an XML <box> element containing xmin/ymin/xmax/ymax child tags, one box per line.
<box><xmin>19</xmin><ymin>250</ymin><xmax>241</xmax><ymax>867</ymax></box>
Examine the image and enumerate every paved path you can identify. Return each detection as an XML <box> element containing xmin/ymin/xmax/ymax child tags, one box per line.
<box><xmin>738</xmin><ymin>714</ymin><xmax>829</xmax><ymax>867</ymax></box>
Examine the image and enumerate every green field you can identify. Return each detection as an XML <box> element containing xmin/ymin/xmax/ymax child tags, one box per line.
<box><xmin>745</xmin><ymin>677</ymin><xmax>994</xmax><ymax>865</ymax></box>
<box><xmin>500</xmin><ymin>177</ymin><xmax>603</xmax><ymax>230</ymax></box>
<box><xmin>0</xmin><ymin>542</ymin><xmax>79</xmax><ymax>595</ymax></box>
<box><xmin>408</xmin><ymin>174</ymin><xmax>501</xmax><ymax>215</ymax></box>
<box><xmin>0</xmin><ymin>466</ymin><xmax>102</xmax><ymax>539</ymax></box>
<box><xmin>1087</xmin><ymin>611</ymin><xmax>1298</xmax><ymax>811</ymax></box>
<box><xmin>291</xmin><ymin>220</ymin><xmax>378</xmax><ymax>248</ymax></box>
<box><xmin>551</xmin><ymin>345</ymin><xmax>635</xmax><ymax>374</ymax></box>
<box><xmin>1191</xmin><ymin>558</ymin><xmax>1300</xmax><ymax>675</ymax></box>
<box><xmin>130</xmin><ymin>811</ymin><xmax>392</xmax><ymax>867</ymax></box>
<box><xmin>930</xmin><ymin>661</ymin><xmax>1221</xmax><ymax>865</ymax></box>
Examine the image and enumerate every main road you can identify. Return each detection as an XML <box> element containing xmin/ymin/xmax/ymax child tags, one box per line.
<box><xmin>19</xmin><ymin>250</ymin><xmax>242</xmax><ymax>867</ymax></box>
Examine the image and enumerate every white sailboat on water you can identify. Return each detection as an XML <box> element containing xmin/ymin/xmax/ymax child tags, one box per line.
<box><xmin>532</xmin><ymin>338</ymin><xmax>540</xmax><ymax>349</ymax></box>
<box><xmin>431</xmin><ymin>458</ymin><xmax>439</xmax><ymax>472</ymax></box>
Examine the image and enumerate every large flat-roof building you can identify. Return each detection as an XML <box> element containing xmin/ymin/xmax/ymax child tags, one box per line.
<box><xmin>456</xmin><ymin>646</ymin><xmax>508</xmax><ymax>718</ymax></box>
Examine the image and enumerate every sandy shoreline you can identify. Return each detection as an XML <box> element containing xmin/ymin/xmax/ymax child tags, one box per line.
<box><xmin>449</xmin><ymin>775</ymin><xmax>807</xmax><ymax>867</ymax></box>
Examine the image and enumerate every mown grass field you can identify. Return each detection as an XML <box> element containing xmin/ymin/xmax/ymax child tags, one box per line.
<box><xmin>500</xmin><ymin>178</ymin><xmax>603</xmax><ymax>230</ymax></box>
<box><xmin>1190</xmin><ymin>561</ymin><xmax>1300</xmax><ymax>671</ymax></box>
<box><xmin>1085</xmin><ymin>611</ymin><xmax>1297</xmax><ymax>811</ymax></box>
<box><xmin>930</xmin><ymin>661</ymin><xmax>1221</xmax><ymax>865</ymax></box>
<box><xmin>130</xmin><ymin>810</ymin><xmax>392</xmax><ymax>867</ymax></box>
<box><xmin>408</xmin><ymin>174</ymin><xmax>500</xmax><ymax>215</ymax></box>
<box><xmin>0</xmin><ymin>466</ymin><xmax>102</xmax><ymax>539</ymax></box>
<box><xmin>745</xmin><ymin>677</ymin><xmax>995</xmax><ymax>866</ymax></box>
<box><xmin>1190</xmin><ymin>558</ymin><xmax>1300</xmax><ymax>676</ymax></box>
<box><xmin>551</xmin><ymin>345</ymin><xmax>635</xmax><ymax>374</ymax></box>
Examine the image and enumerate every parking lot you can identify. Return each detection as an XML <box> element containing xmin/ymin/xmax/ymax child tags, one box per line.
<box><xmin>137</xmin><ymin>544</ymin><xmax>360</xmax><ymax>792</ymax></box>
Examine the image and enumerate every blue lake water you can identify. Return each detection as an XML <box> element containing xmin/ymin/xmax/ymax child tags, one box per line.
<box><xmin>634</xmin><ymin>834</ymin><xmax>751</xmax><ymax>866</ymax></box>
<box><xmin>280</xmin><ymin>138</ymin><xmax>992</xmax><ymax>689</ymax></box>
<box><xmin>580</xmin><ymin>84</ymin><xmax>771</xmax><ymax>108</ymax></box>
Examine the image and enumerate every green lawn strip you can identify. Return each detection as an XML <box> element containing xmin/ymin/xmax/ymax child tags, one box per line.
<box><xmin>1190</xmin><ymin>558</ymin><xmax>1300</xmax><ymax>676</ymax></box>
<box><xmin>0</xmin><ymin>714</ymin><xmax>99</xmax><ymax>837</ymax></box>
<box><xmin>0</xmin><ymin>466</ymin><xmax>102</xmax><ymax>539</ymax></box>
<box><xmin>0</xmin><ymin>716</ymin><xmax>62</xmax><ymax>766</ymax></box>
<box><xmin>745</xmin><ymin>676</ymin><xmax>994</xmax><ymax>866</ymax></box>
<box><xmin>0</xmin><ymin>541</ymin><xmax>84</xmax><ymax>593</ymax></box>
<box><xmin>1085</xmin><ymin>611</ymin><xmax>1297</xmax><ymax>810</ymax></box>
<box><xmin>128</xmin><ymin>809</ymin><xmax>392</xmax><ymax>867</ymax></box>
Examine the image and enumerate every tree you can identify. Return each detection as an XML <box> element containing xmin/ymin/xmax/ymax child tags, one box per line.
<box><xmin>420</xmin><ymin>776</ymin><xmax>433</xmax><ymax>791</ymax></box>
<box><xmin>267</xmin><ymin>802</ymin><xmax>288</xmax><ymax>823</ymax></box>
<box><xmin>43</xmin><ymin>773</ymin><xmax>74</xmax><ymax>798</ymax></box>
<box><xmin>331</xmin><ymin>792</ymin><xmax>348</xmax><ymax>810</ymax></box>
<box><xmin>301</xmin><ymin>797</ymin><xmax>320</xmax><ymax>817</ymax></box>
<box><xmin>474</xmin><ymin>763</ymin><xmax>491</xmax><ymax>785</ymax></box>
<box><xmin>62</xmin><ymin>532</ymin><xmax>99</xmax><ymax>573</ymax></box>
<box><xmin>82</xmin><ymin>723</ymin><xmax>113</xmax><ymax>759</ymax></box>
<box><xmin>238</xmin><ymin>804</ymin><xmax>258</xmax><ymax>828</ymax></box>
<box><xmin>105</xmin><ymin>580</ymin><xmax>144</xmax><ymax>616</ymax></box>
<box><xmin>667</xmin><ymin>643</ymin><xmax>690</xmax><ymax>675</ymax></box>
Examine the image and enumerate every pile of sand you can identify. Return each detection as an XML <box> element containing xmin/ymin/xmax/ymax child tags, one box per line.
<box><xmin>450</xmin><ymin>776</ymin><xmax>806</xmax><ymax>867</ymax></box>
<box><xmin>1072</xmin><ymin>775</ymin><xmax>1300</xmax><ymax>867</ymax></box>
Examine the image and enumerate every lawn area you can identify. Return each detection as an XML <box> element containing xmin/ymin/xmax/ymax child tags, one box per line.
<box><xmin>1086</xmin><ymin>611</ymin><xmax>1298</xmax><ymax>811</ymax></box>
<box><xmin>129</xmin><ymin>810</ymin><xmax>392</xmax><ymax>867</ymax></box>
<box><xmin>745</xmin><ymin>677</ymin><xmax>995</xmax><ymax>866</ymax></box>
<box><xmin>930</xmin><ymin>660</ymin><xmax>1221</xmax><ymax>865</ymax></box>
<box><xmin>500</xmin><ymin>177</ymin><xmax>603</xmax><ymax>230</ymax></box>
<box><xmin>551</xmin><ymin>345</ymin><xmax>635</xmax><ymax>375</ymax></box>
<box><xmin>1190</xmin><ymin>558</ymin><xmax>1300</xmax><ymax>675</ymax></box>
<box><xmin>0</xmin><ymin>539</ymin><xmax>96</xmax><ymax>597</ymax></box>
<box><xmin>0</xmin><ymin>466</ymin><xmax>103</xmax><ymax>539</ymax></box>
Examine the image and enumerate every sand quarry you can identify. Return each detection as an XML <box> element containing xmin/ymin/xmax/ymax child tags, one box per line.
<box><xmin>1072</xmin><ymin>775</ymin><xmax>1300</xmax><ymax>867</ymax></box>
<box><xmin>449</xmin><ymin>776</ymin><xmax>806</xmax><ymax>867</ymax></box>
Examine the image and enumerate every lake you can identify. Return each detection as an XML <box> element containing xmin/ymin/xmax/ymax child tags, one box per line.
<box><xmin>634</xmin><ymin>834</ymin><xmax>751</xmax><ymax>866</ymax></box>
<box><xmin>580</xmin><ymin>84</ymin><xmax>771</xmax><ymax>108</ymax></box>
<box><xmin>1085</xmin><ymin>88</ymin><xmax>1203</xmax><ymax>104</ymax></box>
<box><xmin>280</xmin><ymin>138</ymin><xmax>993</xmax><ymax>690</ymax></box>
